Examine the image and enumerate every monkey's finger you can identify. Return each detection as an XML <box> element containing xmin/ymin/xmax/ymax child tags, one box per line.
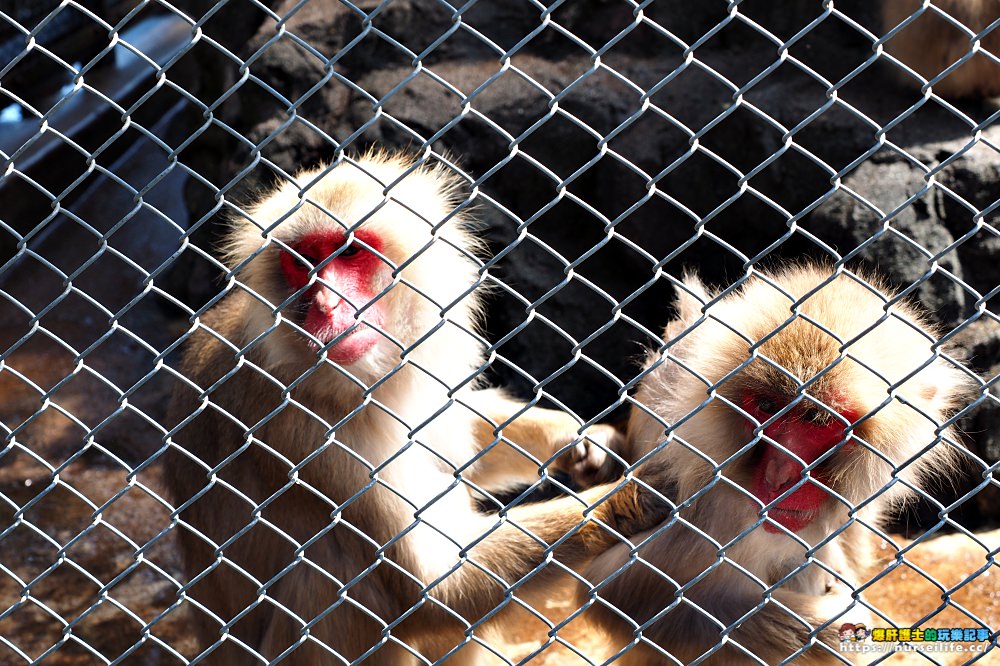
<box><xmin>606</xmin><ymin>473</ymin><xmax>676</xmax><ymax>536</ymax></box>
<box><xmin>630</xmin><ymin>458</ymin><xmax>678</xmax><ymax>503</ymax></box>
<box><xmin>563</xmin><ymin>425</ymin><xmax>625</xmax><ymax>487</ymax></box>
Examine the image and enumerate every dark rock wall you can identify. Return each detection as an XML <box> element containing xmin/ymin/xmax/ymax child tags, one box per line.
<box><xmin>169</xmin><ymin>0</ymin><xmax>1000</xmax><ymax>527</ymax></box>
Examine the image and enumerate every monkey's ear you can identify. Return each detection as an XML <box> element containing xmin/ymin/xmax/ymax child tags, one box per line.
<box><xmin>674</xmin><ymin>272</ymin><xmax>711</xmax><ymax>327</ymax></box>
<box><xmin>916</xmin><ymin>357</ymin><xmax>979</xmax><ymax>419</ymax></box>
<box><xmin>660</xmin><ymin>272</ymin><xmax>712</xmax><ymax>344</ymax></box>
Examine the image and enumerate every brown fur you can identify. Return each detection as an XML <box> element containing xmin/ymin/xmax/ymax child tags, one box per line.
<box><xmin>581</xmin><ymin>265</ymin><xmax>976</xmax><ymax>664</ymax></box>
<box><xmin>467</xmin><ymin>390</ymin><xmax>624</xmax><ymax>491</ymax></box>
<box><xmin>883</xmin><ymin>0</ymin><xmax>1000</xmax><ymax>98</ymax></box>
<box><xmin>164</xmin><ymin>152</ymin><xmax>665</xmax><ymax>664</ymax></box>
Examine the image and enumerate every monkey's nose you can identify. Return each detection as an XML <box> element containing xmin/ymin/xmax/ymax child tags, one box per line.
<box><xmin>764</xmin><ymin>453</ymin><xmax>799</xmax><ymax>494</ymax></box>
<box><xmin>314</xmin><ymin>288</ymin><xmax>343</xmax><ymax>314</ymax></box>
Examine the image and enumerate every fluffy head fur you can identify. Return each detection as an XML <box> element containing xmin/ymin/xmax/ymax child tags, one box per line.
<box><xmin>631</xmin><ymin>264</ymin><xmax>975</xmax><ymax>535</ymax></box>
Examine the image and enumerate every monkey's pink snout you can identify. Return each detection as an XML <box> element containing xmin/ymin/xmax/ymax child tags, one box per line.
<box><xmin>313</xmin><ymin>287</ymin><xmax>343</xmax><ymax>315</ymax></box>
<box><xmin>763</xmin><ymin>454</ymin><xmax>800</xmax><ymax>496</ymax></box>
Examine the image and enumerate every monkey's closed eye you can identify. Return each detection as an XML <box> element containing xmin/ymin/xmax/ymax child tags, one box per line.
<box><xmin>296</xmin><ymin>252</ymin><xmax>321</xmax><ymax>267</ymax></box>
<box><xmin>283</xmin><ymin>245</ymin><xmax>321</xmax><ymax>268</ymax></box>
<box><xmin>756</xmin><ymin>396</ymin><xmax>780</xmax><ymax>415</ymax></box>
<box><xmin>805</xmin><ymin>408</ymin><xmax>831</xmax><ymax>425</ymax></box>
<box><xmin>337</xmin><ymin>243</ymin><xmax>362</xmax><ymax>258</ymax></box>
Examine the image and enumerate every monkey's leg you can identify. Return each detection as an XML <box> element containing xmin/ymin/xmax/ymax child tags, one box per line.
<box><xmin>408</xmin><ymin>627</ymin><xmax>507</xmax><ymax>666</ymax></box>
<box><xmin>589</xmin><ymin>592</ymin><xmax>858</xmax><ymax>666</ymax></box>
<box><xmin>178</xmin><ymin>529</ymin><xmax>287</xmax><ymax>665</ymax></box>
<box><xmin>676</xmin><ymin>589</ymin><xmax>862</xmax><ymax>666</ymax></box>
<box><xmin>210</xmin><ymin>465</ymin><xmax>657</xmax><ymax>666</ymax></box>
<box><xmin>261</xmin><ymin>597</ymin><xmax>422</xmax><ymax>666</ymax></box>
<box><xmin>466</xmin><ymin>387</ymin><xmax>624</xmax><ymax>488</ymax></box>
<box><xmin>257</xmin><ymin>468</ymin><xmax>670</xmax><ymax>665</ymax></box>
<box><xmin>260</xmin><ymin>574</ymin><xmax>510</xmax><ymax>666</ymax></box>
<box><xmin>583</xmin><ymin>524</ymin><xmax>865</xmax><ymax>666</ymax></box>
<box><xmin>597</xmin><ymin>573</ymin><xmax>860</xmax><ymax>665</ymax></box>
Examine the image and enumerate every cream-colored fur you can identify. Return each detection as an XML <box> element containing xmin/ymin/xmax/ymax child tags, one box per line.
<box><xmin>166</xmin><ymin>152</ymin><xmax>662</xmax><ymax>665</ymax></box>
<box><xmin>582</xmin><ymin>264</ymin><xmax>975</xmax><ymax>664</ymax></box>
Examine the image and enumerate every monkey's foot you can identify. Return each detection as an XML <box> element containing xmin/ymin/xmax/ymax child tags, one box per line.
<box><xmin>558</xmin><ymin>424</ymin><xmax>625</xmax><ymax>487</ymax></box>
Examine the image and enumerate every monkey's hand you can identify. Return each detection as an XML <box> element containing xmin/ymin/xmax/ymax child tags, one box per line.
<box><xmin>593</xmin><ymin>459</ymin><xmax>676</xmax><ymax>539</ymax></box>
<box><xmin>553</xmin><ymin>424</ymin><xmax>625</xmax><ymax>488</ymax></box>
<box><xmin>468</xmin><ymin>388</ymin><xmax>628</xmax><ymax>490</ymax></box>
<box><xmin>815</xmin><ymin>580</ymin><xmax>873</xmax><ymax>633</ymax></box>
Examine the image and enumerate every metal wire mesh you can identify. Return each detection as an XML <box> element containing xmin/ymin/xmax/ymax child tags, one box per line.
<box><xmin>0</xmin><ymin>1</ymin><xmax>998</xmax><ymax>664</ymax></box>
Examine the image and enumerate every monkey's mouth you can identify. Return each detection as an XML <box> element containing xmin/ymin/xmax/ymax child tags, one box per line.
<box><xmin>752</xmin><ymin>484</ymin><xmax>829</xmax><ymax>533</ymax></box>
<box><xmin>761</xmin><ymin>505</ymin><xmax>820</xmax><ymax>533</ymax></box>
<box><xmin>307</xmin><ymin>322</ymin><xmax>382</xmax><ymax>365</ymax></box>
<box><xmin>749</xmin><ymin>444</ymin><xmax>832</xmax><ymax>533</ymax></box>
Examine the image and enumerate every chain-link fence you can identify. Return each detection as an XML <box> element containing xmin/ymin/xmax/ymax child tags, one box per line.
<box><xmin>1</xmin><ymin>1</ymin><xmax>999</xmax><ymax>664</ymax></box>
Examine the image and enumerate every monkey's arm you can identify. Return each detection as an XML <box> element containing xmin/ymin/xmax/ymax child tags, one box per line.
<box><xmin>465</xmin><ymin>387</ymin><xmax>624</xmax><ymax>489</ymax></box>
<box><xmin>430</xmin><ymin>469</ymin><xmax>673</xmax><ymax>623</ymax></box>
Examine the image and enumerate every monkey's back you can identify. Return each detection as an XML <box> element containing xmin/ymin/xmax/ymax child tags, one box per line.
<box><xmin>883</xmin><ymin>0</ymin><xmax>1000</xmax><ymax>98</ymax></box>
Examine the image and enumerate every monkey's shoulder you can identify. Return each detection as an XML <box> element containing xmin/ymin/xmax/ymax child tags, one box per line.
<box><xmin>178</xmin><ymin>294</ymin><xmax>257</xmax><ymax>374</ymax></box>
<box><xmin>169</xmin><ymin>293</ymin><xmax>284</xmax><ymax>414</ymax></box>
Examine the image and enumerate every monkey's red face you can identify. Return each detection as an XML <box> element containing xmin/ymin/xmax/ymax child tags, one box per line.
<box><xmin>742</xmin><ymin>392</ymin><xmax>858</xmax><ymax>533</ymax></box>
<box><xmin>279</xmin><ymin>230</ymin><xmax>386</xmax><ymax>365</ymax></box>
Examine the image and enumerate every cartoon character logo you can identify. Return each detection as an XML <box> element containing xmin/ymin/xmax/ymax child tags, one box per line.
<box><xmin>840</xmin><ymin>623</ymin><xmax>857</xmax><ymax>642</ymax></box>
<box><xmin>854</xmin><ymin>624</ymin><xmax>870</xmax><ymax>642</ymax></box>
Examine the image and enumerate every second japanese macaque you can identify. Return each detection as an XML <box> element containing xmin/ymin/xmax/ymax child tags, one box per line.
<box><xmin>883</xmin><ymin>0</ymin><xmax>1000</xmax><ymax>98</ymax></box>
<box><xmin>583</xmin><ymin>265</ymin><xmax>976</xmax><ymax>664</ymax></box>
<box><xmin>165</xmin><ymin>151</ymin><xmax>664</xmax><ymax>665</ymax></box>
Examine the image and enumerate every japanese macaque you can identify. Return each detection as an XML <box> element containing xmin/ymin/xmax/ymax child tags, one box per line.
<box><xmin>165</xmin><ymin>152</ymin><xmax>663</xmax><ymax>665</ymax></box>
<box><xmin>582</xmin><ymin>265</ymin><xmax>976</xmax><ymax>664</ymax></box>
<box><xmin>883</xmin><ymin>0</ymin><xmax>1000</xmax><ymax>98</ymax></box>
